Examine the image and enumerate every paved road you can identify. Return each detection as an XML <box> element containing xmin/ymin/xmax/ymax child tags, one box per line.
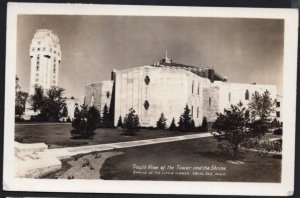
<box><xmin>49</xmin><ymin>133</ymin><xmax>212</xmax><ymax>159</ymax></box>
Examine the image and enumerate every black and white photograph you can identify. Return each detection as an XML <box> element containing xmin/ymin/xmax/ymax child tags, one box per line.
<box><xmin>3</xmin><ymin>3</ymin><xmax>298</xmax><ymax>196</ymax></box>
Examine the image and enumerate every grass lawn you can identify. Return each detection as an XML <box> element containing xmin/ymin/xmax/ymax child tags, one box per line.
<box><xmin>100</xmin><ymin>137</ymin><xmax>281</xmax><ymax>182</ymax></box>
<box><xmin>15</xmin><ymin>123</ymin><xmax>203</xmax><ymax>148</ymax></box>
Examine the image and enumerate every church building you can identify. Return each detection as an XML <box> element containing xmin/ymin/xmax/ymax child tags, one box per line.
<box><xmin>85</xmin><ymin>54</ymin><xmax>278</xmax><ymax>127</ymax></box>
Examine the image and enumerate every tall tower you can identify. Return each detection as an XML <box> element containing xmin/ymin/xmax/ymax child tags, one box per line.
<box><xmin>29</xmin><ymin>29</ymin><xmax>61</xmax><ymax>95</ymax></box>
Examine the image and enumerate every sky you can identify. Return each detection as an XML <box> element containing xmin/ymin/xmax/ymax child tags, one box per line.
<box><xmin>16</xmin><ymin>15</ymin><xmax>284</xmax><ymax>97</ymax></box>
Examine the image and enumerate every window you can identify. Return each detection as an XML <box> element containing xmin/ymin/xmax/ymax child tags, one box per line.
<box><xmin>209</xmin><ymin>97</ymin><xmax>211</xmax><ymax>106</ymax></box>
<box><xmin>37</xmin><ymin>41</ymin><xmax>41</xmax><ymax>44</ymax></box>
<box><xmin>276</xmin><ymin>102</ymin><xmax>280</xmax><ymax>107</ymax></box>
<box><xmin>245</xmin><ymin>90</ymin><xmax>249</xmax><ymax>100</ymax></box>
<box><xmin>197</xmin><ymin>107</ymin><xmax>199</xmax><ymax>118</ymax></box>
<box><xmin>37</xmin><ymin>48</ymin><xmax>40</xmax><ymax>51</ymax></box>
<box><xmin>53</xmin><ymin>58</ymin><xmax>56</xmax><ymax>73</ymax></box>
<box><xmin>144</xmin><ymin>75</ymin><xmax>150</xmax><ymax>85</ymax></box>
<box><xmin>36</xmin><ymin>55</ymin><xmax>40</xmax><ymax>71</ymax></box>
<box><xmin>144</xmin><ymin>100</ymin><xmax>149</xmax><ymax>110</ymax></box>
<box><xmin>32</xmin><ymin>47</ymin><xmax>35</xmax><ymax>52</ymax></box>
<box><xmin>43</xmin><ymin>47</ymin><xmax>46</xmax><ymax>51</ymax></box>
<box><xmin>192</xmin><ymin>81</ymin><xmax>194</xmax><ymax>93</ymax></box>
<box><xmin>191</xmin><ymin>106</ymin><xmax>193</xmax><ymax>117</ymax></box>
<box><xmin>197</xmin><ymin>83</ymin><xmax>200</xmax><ymax>95</ymax></box>
<box><xmin>35</xmin><ymin>78</ymin><xmax>39</xmax><ymax>82</ymax></box>
<box><xmin>50</xmin><ymin>48</ymin><xmax>52</xmax><ymax>52</ymax></box>
<box><xmin>53</xmin><ymin>80</ymin><xmax>56</xmax><ymax>84</ymax></box>
<box><xmin>229</xmin><ymin>92</ymin><xmax>231</xmax><ymax>102</ymax></box>
<box><xmin>106</xmin><ymin>91</ymin><xmax>110</xmax><ymax>98</ymax></box>
<box><xmin>36</xmin><ymin>73</ymin><xmax>39</xmax><ymax>77</ymax></box>
<box><xmin>276</xmin><ymin>111</ymin><xmax>280</xmax><ymax>118</ymax></box>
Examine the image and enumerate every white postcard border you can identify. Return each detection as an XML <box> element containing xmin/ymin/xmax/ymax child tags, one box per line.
<box><xmin>4</xmin><ymin>3</ymin><xmax>298</xmax><ymax>196</ymax></box>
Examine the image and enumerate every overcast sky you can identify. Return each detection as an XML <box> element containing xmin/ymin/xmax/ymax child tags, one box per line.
<box><xmin>17</xmin><ymin>15</ymin><xmax>284</xmax><ymax>97</ymax></box>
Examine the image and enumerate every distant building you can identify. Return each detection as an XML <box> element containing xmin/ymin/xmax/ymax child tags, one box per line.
<box><xmin>85</xmin><ymin>54</ymin><xmax>278</xmax><ymax>127</ymax></box>
<box><xmin>29</xmin><ymin>29</ymin><xmax>61</xmax><ymax>95</ymax></box>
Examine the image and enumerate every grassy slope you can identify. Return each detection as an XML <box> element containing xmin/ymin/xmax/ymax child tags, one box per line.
<box><xmin>101</xmin><ymin>137</ymin><xmax>281</xmax><ymax>182</ymax></box>
<box><xmin>15</xmin><ymin>123</ymin><xmax>203</xmax><ymax>148</ymax></box>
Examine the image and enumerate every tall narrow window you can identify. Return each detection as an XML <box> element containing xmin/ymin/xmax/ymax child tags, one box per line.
<box><xmin>229</xmin><ymin>92</ymin><xmax>231</xmax><ymax>102</ymax></box>
<box><xmin>191</xmin><ymin>106</ymin><xmax>193</xmax><ymax>117</ymax></box>
<box><xmin>192</xmin><ymin>81</ymin><xmax>194</xmax><ymax>93</ymax></box>
<box><xmin>209</xmin><ymin>97</ymin><xmax>211</xmax><ymax>106</ymax></box>
<box><xmin>197</xmin><ymin>107</ymin><xmax>199</xmax><ymax>118</ymax></box>
<box><xmin>197</xmin><ymin>83</ymin><xmax>200</xmax><ymax>95</ymax></box>
<box><xmin>245</xmin><ymin>90</ymin><xmax>249</xmax><ymax>100</ymax></box>
<box><xmin>53</xmin><ymin>58</ymin><xmax>56</xmax><ymax>73</ymax></box>
<box><xmin>36</xmin><ymin>55</ymin><xmax>40</xmax><ymax>71</ymax></box>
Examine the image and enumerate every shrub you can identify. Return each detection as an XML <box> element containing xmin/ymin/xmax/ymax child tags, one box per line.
<box><xmin>123</xmin><ymin>108</ymin><xmax>140</xmax><ymax>136</ymax></box>
<box><xmin>156</xmin><ymin>113</ymin><xmax>167</xmax><ymax>130</ymax></box>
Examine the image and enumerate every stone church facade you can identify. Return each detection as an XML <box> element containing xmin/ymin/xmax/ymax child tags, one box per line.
<box><xmin>85</xmin><ymin>56</ymin><xmax>277</xmax><ymax>127</ymax></box>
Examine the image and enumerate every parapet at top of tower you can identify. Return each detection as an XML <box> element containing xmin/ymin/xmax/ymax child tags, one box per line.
<box><xmin>34</xmin><ymin>29</ymin><xmax>59</xmax><ymax>43</ymax></box>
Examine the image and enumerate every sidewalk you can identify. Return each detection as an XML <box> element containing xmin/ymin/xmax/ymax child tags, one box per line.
<box><xmin>49</xmin><ymin>132</ymin><xmax>212</xmax><ymax>159</ymax></box>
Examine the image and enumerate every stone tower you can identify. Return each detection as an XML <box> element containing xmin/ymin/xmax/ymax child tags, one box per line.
<box><xmin>29</xmin><ymin>29</ymin><xmax>61</xmax><ymax>95</ymax></box>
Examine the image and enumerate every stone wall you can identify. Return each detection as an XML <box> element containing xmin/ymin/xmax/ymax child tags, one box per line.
<box><xmin>85</xmin><ymin>81</ymin><xmax>113</xmax><ymax>114</ymax></box>
<box><xmin>114</xmin><ymin>66</ymin><xmax>213</xmax><ymax>127</ymax></box>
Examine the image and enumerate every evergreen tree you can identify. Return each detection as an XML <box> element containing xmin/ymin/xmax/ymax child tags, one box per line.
<box><xmin>201</xmin><ymin>116</ymin><xmax>208</xmax><ymax>128</ymax></box>
<box><xmin>191</xmin><ymin>119</ymin><xmax>195</xmax><ymax>129</ymax></box>
<box><xmin>123</xmin><ymin>108</ymin><xmax>140</xmax><ymax>135</ymax></box>
<box><xmin>156</xmin><ymin>113</ymin><xmax>167</xmax><ymax>130</ymax></box>
<box><xmin>212</xmin><ymin>102</ymin><xmax>252</xmax><ymax>160</ymax></box>
<box><xmin>74</xmin><ymin>105</ymin><xmax>80</xmax><ymax>118</ymax></box>
<box><xmin>178</xmin><ymin>105</ymin><xmax>194</xmax><ymax>131</ymax></box>
<box><xmin>117</xmin><ymin>115</ymin><xmax>123</xmax><ymax>128</ymax></box>
<box><xmin>169</xmin><ymin>118</ymin><xmax>177</xmax><ymax>131</ymax></box>
<box><xmin>101</xmin><ymin>104</ymin><xmax>110</xmax><ymax>127</ymax></box>
<box><xmin>62</xmin><ymin>104</ymin><xmax>68</xmax><ymax>117</ymax></box>
<box><xmin>71</xmin><ymin>104</ymin><xmax>100</xmax><ymax>139</ymax></box>
<box><xmin>248</xmin><ymin>90</ymin><xmax>276</xmax><ymax>136</ymax></box>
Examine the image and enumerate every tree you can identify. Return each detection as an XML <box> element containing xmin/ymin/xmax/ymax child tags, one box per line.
<box><xmin>71</xmin><ymin>104</ymin><xmax>100</xmax><ymax>139</ymax></box>
<box><xmin>169</xmin><ymin>118</ymin><xmax>177</xmax><ymax>131</ymax></box>
<box><xmin>101</xmin><ymin>104</ymin><xmax>110</xmax><ymax>127</ymax></box>
<box><xmin>248</xmin><ymin>90</ymin><xmax>276</xmax><ymax>136</ymax></box>
<box><xmin>156</xmin><ymin>113</ymin><xmax>167</xmax><ymax>130</ymax></box>
<box><xmin>62</xmin><ymin>104</ymin><xmax>68</xmax><ymax>117</ymax></box>
<box><xmin>202</xmin><ymin>116</ymin><xmax>208</xmax><ymax>129</ymax></box>
<box><xmin>30</xmin><ymin>85</ymin><xmax>66</xmax><ymax>121</ymax></box>
<box><xmin>117</xmin><ymin>116</ymin><xmax>123</xmax><ymax>128</ymax></box>
<box><xmin>44</xmin><ymin>86</ymin><xmax>66</xmax><ymax>121</ymax></box>
<box><xmin>30</xmin><ymin>85</ymin><xmax>45</xmax><ymax>112</ymax></box>
<box><xmin>123</xmin><ymin>108</ymin><xmax>140</xmax><ymax>135</ymax></box>
<box><xmin>74</xmin><ymin>105</ymin><xmax>80</xmax><ymax>118</ymax></box>
<box><xmin>178</xmin><ymin>105</ymin><xmax>195</xmax><ymax>131</ymax></box>
<box><xmin>212</xmin><ymin>102</ymin><xmax>251</xmax><ymax>160</ymax></box>
<box><xmin>15</xmin><ymin>76</ymin><xmax>28</xmax><ymax>119</ymax></box>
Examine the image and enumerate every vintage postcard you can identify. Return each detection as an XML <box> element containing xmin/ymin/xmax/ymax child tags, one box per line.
<box><xmin>3</xmin><ymin>2</ymin><xmax>298</xmax><ymax>196</ymax></box>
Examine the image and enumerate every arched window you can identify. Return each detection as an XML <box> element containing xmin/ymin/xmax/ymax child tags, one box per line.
<box><xmin>209</xmin><ymin>97</ymin><xmax>211</xmax><ymax>106</ymax></box>
<box><xmin>229</xmin><ymin>92</ymin><xmax>231</xmax><ymax>102</ymax></box>
<box><xmin>106</xmin><ymin>91</ymin><xmax>110</xmax><ymax>98</ymax></box>
<box><xmin>144</xmin><ymin>75</ymin><xmax>150</xmax><ymax>85</ymax></box>
<box><xmin>245</xmin><ymin>90</ymin><xmax>249</xmax><ymax>100</ymax></box>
